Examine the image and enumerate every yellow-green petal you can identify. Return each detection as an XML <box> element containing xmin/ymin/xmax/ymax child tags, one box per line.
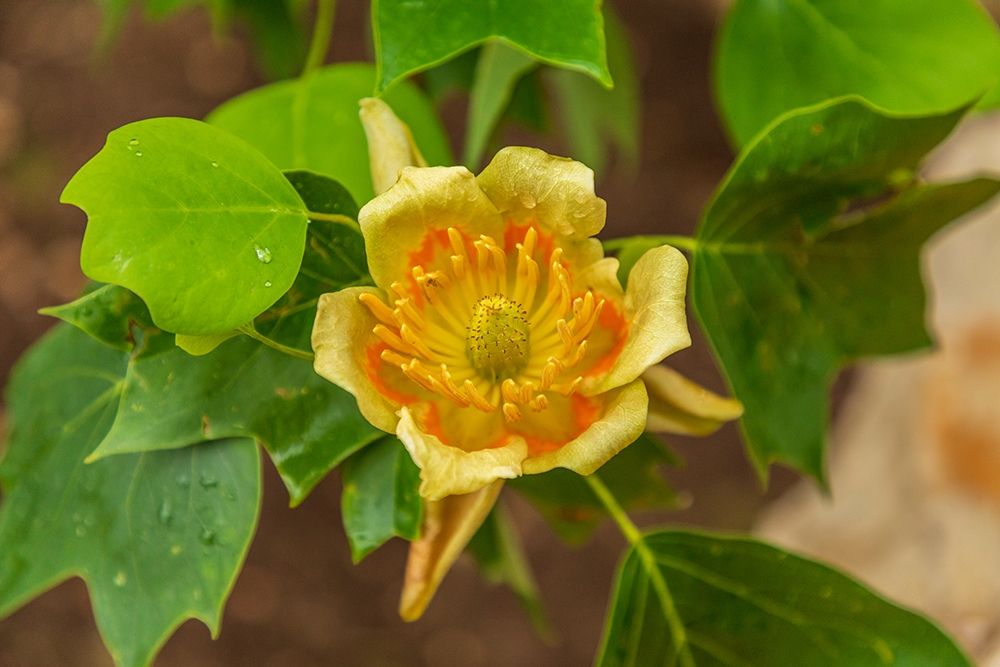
<box><xmin>360</xmin><ymin>97</ymin><xmax>428</xmax><ymax>196</ymax></box>
<box><xmin>477</xmin><ymin>146</ymin><xmax>606</xmax><ymax>239</ymax></box>
<box><xmin>312</xmin><ymin>287</ymin><xmax>399</xmax><ymax>433</ymax></box>
<box><xmin>399</xmin><ymin>481</ymin><xmax>503</xmax><ymax>621</ymax></box>
<box><xmin>588</xmin><ymin>244</ymin><xmax>691</xmax><ymax>394</ymax></box>
<box><xmin>359</xmin><ymin>166</ymin><xmax>504</xmax><ymax>289</ymax></box>
<box><xmin>397</xmin><ymin>406</ymin><xmax>527</xmax><ymax>501</ymax></box>
<box><xmin>522</xmin><ymin>379</ymin><xmax>648</xmax><ymax>475</ymax></box>
<box><xmin>643</xmin><ymin>365</ymin><xmax>743</xmax><ymax>436</ymax></box>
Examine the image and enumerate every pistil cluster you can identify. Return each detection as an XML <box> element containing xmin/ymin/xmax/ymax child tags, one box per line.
<box><xmin>359</xmin><ymin>225</ymin><xmax>605</xmax><ymax>423</ymax></box>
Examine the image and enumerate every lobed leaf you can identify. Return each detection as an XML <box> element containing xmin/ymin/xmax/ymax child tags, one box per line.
<box><xmin>372</xmin><ymin>0</ymin><xmax>612</xmax><ymax>93</ymax></box>
<box><xmin>690</xmin><ymin>98</ymin><xmax>1000</xmax><ymax>482</ymax></box>
<box><xmin>714</xmin><ymin>0</ymin><xmax>1000</xmax><ymax>146</ymax></box>
<box><xmin>340</xmin><ymin>436</ymin><xmax>422</xmax><ymax>563</ymax></box>
<box><xmin>596</xmin><ymin>530</ymin><xmax>971</xmax><ymax>666</ymax></box>
<box><xmin>207</xmin><ymin>63</ymin><xmax>452</xmax><ymax>203</ymax></box>
<box><xmin>0</xmin><ymin>326</ymin><xmax>261</xmax><ymax>667</ymax></box>
<box><xmin>62</xmin><ymin>117</ymin><xmax>310</xmax><ymax>336</ymax></box>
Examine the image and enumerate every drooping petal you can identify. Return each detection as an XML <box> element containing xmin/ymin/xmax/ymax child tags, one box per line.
<box><xmin>359</xmin><ymin>166</ymin><xmax>505</xmax><ymax>289</ymax></box>
<box><xmin>477</xmin><ymin>146</ymin><xmax>606</xmax><ymax>240</ymax></box>
<box><xmin>397</xmin><ymin>405</ymin><xmax>528</xmax><ymax>501</ymax></box>
<box><xmin>399</xmin><ymin>480</ymin><xmax>504</xmax><ymax>621</ymax></box>
<box><xmin>312</xmin><ymin>287</ymin><xmax>407</xmax><ymax>433</ymax></box>
<box><xmin>643</xmin><ymin>365</ymin><xmax>744</xmax><ymax>436</ymax></box>
<box><xmin>522</xmin><ymin>378</ymin><xmax>648</xmax><ymax>475</ymax></box>
<box><xmin>586</xmin><ymin>245</ymin><xmax>691</xmax><ymax>394</ymax></box>
<box><xmin>360</xmin><ymin>97</ymin><xmax>428</xmax><ymax>196</ymax></box>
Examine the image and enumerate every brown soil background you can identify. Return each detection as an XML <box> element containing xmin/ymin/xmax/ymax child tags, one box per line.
<box><xmin>0</xmin><ymin>1</ymin><xmax>799</xmax><ymax>665</ymax></box>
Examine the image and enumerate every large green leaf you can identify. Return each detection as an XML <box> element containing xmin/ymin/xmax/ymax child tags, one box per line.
<box><xmin>510</xmin><ymin>434</ymin><xmax>679</xmax><ymax>543</ymax></box>
<box><xmin>372</xmin><ymin>0</ymin><xmax>612</xmax><ymax>93</ymax></box>
<box><xmin>468</xmin><ymin>503</ymin><xmax>551</xmax><ymax>639</ymax></box>
<box><xmin>546</xmin><ymin>6</ymin><xmax>639</xmax><ymax>173</ymax></box>
<box><xmin>340</xmin><ymin>436</ymin><xmax>422</xmax><ymax>562</ymax></box>
<box><xmin>596</xmin><ymin>530</ymin><xmax>971</xmax><ymax>666</ymax></box>
<box><xmin>39</xmin><ymin>283</ymin><xmax>158</xmax><ymax>354</ymax></box>
<box><xmin>62</xmin><ymin>117</ymin><xmax>310</xmax><ymax>336</ymax></box>
<box><xmin>714</xmin><ymin>0</ymin><xmax>1000</xmax><ymax>146</ymax></box>
<box><xmin>207</xmin><ymin>63</ymin><xmax>452</xmax><ymax>203</ymax></box>
<box><xmin>0</xmin><ymin>325</ymin><xmax>261</xmax><ymax>667</ymax></box>
<box><xmin>687</xmin><ymin>98</ymin><xmax>1000</xmax><ymax>482</ymax></box>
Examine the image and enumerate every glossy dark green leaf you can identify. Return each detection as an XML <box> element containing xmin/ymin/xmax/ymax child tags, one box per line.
<box><xmin>372</xmin><ymin>0</ymin><xmax>612</xmax><ymax>93</ymax></box>
<box><xmin>463</xmin><ymin>42</ymin><xmax>537</xmax><ymax>167</ymax></box>
<box><xmin>689</xmin><ymin>98</ymin><xmax>1000</xmax><ymax>482</ymax></box>
<box><xmin>62</xmin><ymin>117</ymin><xmax>310</xmax><ymax>336</ymax></box>
<box><xmin>546</xmin><ymin>6</ymin><xmax>639</xmax><ymax>173</ymax></box>
<box><xmin>468</xmin><ymin>503</ymin><xmax>552</xmax><ymax>639</ymax></box>
<box><xmin>340</xmin><ymin>436</ymin><xmax>422</xmax><ymax>562</ymax></box>
<box><xmin>714</xmin><ymin>0</ymin><xmax>1000</xmax><ymax>146</ymax></box>
<box><xmin>207</xmin><ymin>63</ymin><xmax>452</xmax><ymax>203</ymax></box>
<box><xmin>510</xmin><ymin>434</ymin><xmax>679</xmax><ymax>543</ymax></box>
<box><xmin>596</xmin><ymin>530</ymin><xmax>971</xmax><ymax>666</ymax></box>
<box><xmin>0</xmin><ymin>325</ymin><xmax>261</xmax><ymax>667</ymax></box>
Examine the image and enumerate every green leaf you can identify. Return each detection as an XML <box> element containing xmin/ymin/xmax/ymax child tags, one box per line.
<box><xmin>39</xmin><ymin>283</ymin><xmax>156</xmax><ymax>352</ymax></box>
<box><xmin>372</xmin><ymin>0</ymin><xmax>612</xmax><ymax>93</ymax></box>
<box><xmin>546</xmin><ymin>6</ymin><xmax>639</xmax><ymax>173</ymax></box>
<box><xmin>214</xmin><ymin>0</ymin><xmax>308</xmax><ymax>79</ymax></box>
<box><xmin>207</xmin><ymin>63</ymin><xmax>452</xmax><ymax>203</ymax></box>
<box><xmin>510</xmin><ymin>434</ymin><xmax>679</xmax><ymax>543</ymax></box>
<box><xmin>468</xmin><ymin>503</ymin><xmax>552</xmax><ymax>640</ymax></box>
<box><xmin>690</xmin><ymin>98</ymin><xmax>1000</xmax><ymax>482</ymax></box>
<box><xmin>714</xmin><ymin>0</ymin><xmax>1000</xmax><ymax>146</ymax></box>
<box><xmin>463</xmin><ymin>41</ymin><xmax>537</xmax><ymax>168</ymax></box>
<box><xmin>62</xmin><ymin>117</ymin><xmax>310</xmax><ymax>336</ymax></box>
<box><xmin>0</xmin><ymin>325</ymin><xmax>261</xmax><ymax>667</ymax></box>
<box><xmin>596</xmin><ymin>530</ymin><xmax>971</xmax><ymax>666</ymax></box>
<box><xmin>340</xmin><ymin>436</ymin><xmax>422</xmax><ymax>562</ymax></box>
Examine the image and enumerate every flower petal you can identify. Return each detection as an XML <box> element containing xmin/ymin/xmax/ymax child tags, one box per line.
<box><xmin>643</xmin><ymin>365</ymin><xmax>744</xmax><ymax>436</ymax></box>
<box><xmin>397</xmin><ymin>406</ymin><xmax>528</xmax><ymax>501</ymax></box>
<box><xmin>522</xmin><ymin>378</ymin><xmax>648</xmax><ymax>475</ymax></box>
<box><xmin>360</xmin><ymin>166</ymin><xmax>505</xmax><ymax>289</ymax></box>
<box><xmin>312</xmin><ymin>287</ymin><xmax>404</xmax><ymax>433</ymax></box>
<box><xmin>399</xmin><ymin>481</ymin><xmax>504</xmax><ymax>621</ymax></box>
<box><xmin>360</xmin><ymin>97</ymin><xmax>428</xmax><ymax>196</ymax></box>
<box><xmin>477</xmin><ymin>146</ymin><xmax>606</xmax><ymax>240</ymax></box>
<box><xmin>587</xmin><ymin>244</ymin><xmax>692</xmax><ymax>394</ymax></box>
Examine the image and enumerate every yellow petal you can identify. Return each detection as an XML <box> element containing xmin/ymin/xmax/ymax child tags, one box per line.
<box><xmin>397</xmin><ymin>406</ymin><xmax>528</xmax><ymax>501</ymax></box>
<box><xmin>643</xmin><ymin>365</ymin><xmax>744</xmax><ymax>436</ymax></box>
<box><xmin>359</xmin><ymin>97</ymin><xmax>428</xmax><ymax>196</ymax></box>
<box><xmin>359</xmin><ymin>166</ymin><xmax>504</xmax><ymax>289</ymax></box>
<box><xmin>477</xmin><ymin>146</ymin><xmax>606</xmax><ymax>239</ymax></box>
<box><xmin>587</xmin><ymin>244</ymin><xmax>691</xmax><ymax>394</ymax></box>
<box><xmin>522</xmin><ymin>379</ymin><xmax>648</xmax><ymax>475</ymax></box>
<box><xmin>312</xmin><ymin>287</ymin><xmax>401</xmax><ymax>433</ymax></box>
<box><xmin>399</xmin><ymin>480</ymin><xmax>504</xmax><ymax>621</ymax></box>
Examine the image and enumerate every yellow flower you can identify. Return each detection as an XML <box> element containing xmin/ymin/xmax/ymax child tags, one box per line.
<box><xmin>312</xmin><ymin>100</ymin><xmax>741</xmax><ymax>620</ymax></box>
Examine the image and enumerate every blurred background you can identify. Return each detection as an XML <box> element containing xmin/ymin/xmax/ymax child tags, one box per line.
<box><xmin>0</xmin><ymin>1</ymin><xmax>997</xmax><ymax>665</ymax></box>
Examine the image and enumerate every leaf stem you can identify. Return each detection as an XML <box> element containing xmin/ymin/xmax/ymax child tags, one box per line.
<box><xmin>602</xmin><ymin>235</ymin><xmax>699</xmax><ymax>253</ymax></box>
<box><xmin>585</xmin><ymin>473</ymin><xmax>694</xmax><ymax>667</ymax></box>
<box><xmin>302</xmin><ymin>0</ymin><xmax>336</xmax><ymax>77</ymax></box>
<box><xmin>307</xmin><ymin>209</ymin><xmax>361</xmax><ymax>232</ymax></box>
<box><xmin>238</xmin><ymin>324</ymin><xmax>314</xmax><ymax>362</ymax></box>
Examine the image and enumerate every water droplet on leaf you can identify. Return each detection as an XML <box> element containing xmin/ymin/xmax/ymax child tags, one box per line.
<box><xmin>134</xmin><ymin>151</ymin><xmax>143</xmax><ymax>157</ymax></box>
<box><xmin>210</xmin><ymin>161</ymin><xmax>218</xmax><ymax>168</ymax></box>
<box><xmin>254</xmin><ymin>245</ymin><xmax>272</xmax><ymax>264</ymax></box>
<box><xmin>264</xmin><ymin>281</ymin><xmax>272</xmax><ymax>288</ymax></box>
<box><xmin>199</xmin><ymin>473</ymin><xmax>218</xmax><ymax>489</ymax></box>
<box><xmin>199</xmin><ymin>528</ymin><xmax>216</xmax><ymax>545</ymax></box>
<box><xmin>128</xmin><ymin>138</ymin><xmax>139</xmax><ymax>147</ymax></box>
<box><xmin>158</xmin><ymin>500</ymin><xmax>173</xmax><ymax>525</ymax></box>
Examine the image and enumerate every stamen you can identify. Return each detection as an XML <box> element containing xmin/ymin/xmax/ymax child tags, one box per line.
<box><xmin>359</xmin><ymin>292</ymin><xmax>398</xmax><ymax>326</ymax></box>
<box><xmin>374</xmin><ymin>324</ymin><xmax>420</xmax><ymax>356</ymax></box>
<box><xmin>502</xmin><ymin>402</ymin><xmax>522</xmax><ymax>422</ymax></box>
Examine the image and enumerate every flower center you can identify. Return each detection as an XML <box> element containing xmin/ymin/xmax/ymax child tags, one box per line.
<box><xmin>466</xmin><ymin>294</ymin><xmax>530</xmax><ymax>380</ymax></box>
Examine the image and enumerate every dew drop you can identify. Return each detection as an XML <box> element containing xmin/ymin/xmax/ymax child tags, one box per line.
<box><xmin>254</xmin><ymin>245</ymin><xmax>273</xmax><ymax>264</ymax></box>
<box><xmin>128</xmin><ymin>138</ymin><xmax>139</xmax><ymax>147</ymax></box>
<box><xmin>199</xmin><ymin>473</ymin><xmax>218</xmax><ymax>489</ymax></box>
<box><xmin>264</xmin><ymin>280</ymin><xmax>272</xmax><ymax>288</ymax></box>
<box><xmin>210</xmin><ymin>161</ymin><xmax>219</xmax><ymax>168</ymax></box>
<box><xmin>199</xmin><ymin>528</ymin><xmax>217</xmax><ymax>545</ymax></box>
<box><xmin>134</xmin><ymin>151</ymin><xmax>143</xmax><ymax>157</ymax></box>
<box><xmin>114</xmin><ymin>571</ymin><xmax>128</xmax><ymax>587</ymax></box>
<box><xmin>158</xmin><ymin>499</ymin><xmax>173</xmax><ymax>525</ymax></box>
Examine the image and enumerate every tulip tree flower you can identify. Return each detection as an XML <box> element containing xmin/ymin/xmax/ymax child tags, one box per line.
<box><xmin>312</xmin><ymin>99</ymin><xmax>742</xmax><ymax>621</ymax></box>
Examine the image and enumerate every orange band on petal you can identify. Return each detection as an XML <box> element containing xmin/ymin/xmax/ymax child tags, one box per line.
<box><xmin>584</xmin><ymin>299</ymin><xmax>628</xmax><ymax>377</ymax></box>
<box><xmin>366</xmin><ymin>342</ymin><xmax>418</xmax><ymax>406</ymax></box>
